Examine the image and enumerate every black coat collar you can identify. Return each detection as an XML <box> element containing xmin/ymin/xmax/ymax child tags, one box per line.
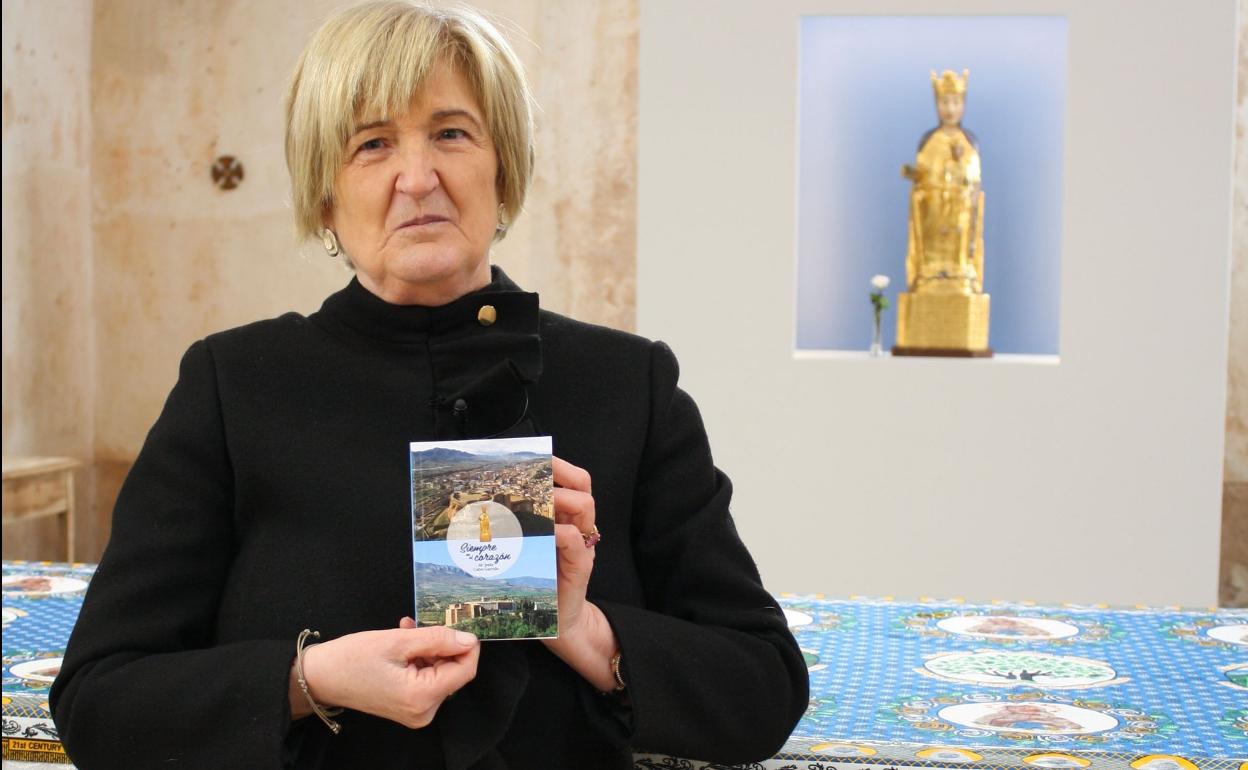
<box><xmin>317</xmin><ymin>266</ymin><xmax>535</xmax><ymax>345</ymax></box>
<box><xmin>311</xmin><ymin>265</ymin><xmax>543</xmax><ymax>441</ymax></box>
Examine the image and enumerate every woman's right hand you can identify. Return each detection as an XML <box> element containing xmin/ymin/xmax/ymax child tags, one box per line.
<box><xmin>290</xmin><ymin>620</ymin><xmax>480</xmax><ymax>729</ymax></box>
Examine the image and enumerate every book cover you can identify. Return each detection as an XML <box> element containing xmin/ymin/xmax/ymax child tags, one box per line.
<box><xmin>409</xmin><ymin>436</ymin><xmax>558</xmax><ymax>640</ymax></box>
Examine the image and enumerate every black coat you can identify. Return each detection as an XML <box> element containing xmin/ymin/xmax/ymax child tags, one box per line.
<box><xmin>50</xmin><ymin>269</ymin><xmax>808</xmax><ymax>769</ymax></box>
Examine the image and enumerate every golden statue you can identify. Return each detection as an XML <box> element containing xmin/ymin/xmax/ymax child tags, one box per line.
<box><xmin>478</xmin><ymin>509</ymin><xmax>492</xmax><ymax>542</ymax></box>
<box><xmin>893</xmin><ymin>69</ymin><xmax>992</xmax><ymax>357</ymax></box>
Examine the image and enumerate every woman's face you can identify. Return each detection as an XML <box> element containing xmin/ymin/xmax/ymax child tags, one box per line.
<box><xmin>329</xmin><ymin>60</ymin><xmax>499</xmax><ymax>305</ymax></box>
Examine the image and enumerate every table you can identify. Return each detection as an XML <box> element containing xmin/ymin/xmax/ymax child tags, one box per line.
<box><xmin>4</xmin><ymin>563</ymin><xmax>1246</xmax><ymax>768</ymax></box>
<box><xmin>638</xmin><ymin>594</ymin><xmax>1247</xmax><ymax>769</ymax></box>
<box><xmin>1</xmin><ymin>458</ymin><xmax>81</xmax><ymax>563</ymax></box>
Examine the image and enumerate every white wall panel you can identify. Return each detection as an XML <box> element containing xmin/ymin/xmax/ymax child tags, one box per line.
<box><xmin>637</xmin><ymin>0</ymin><xmax>1236</xmax><ymax>605</ymax></box>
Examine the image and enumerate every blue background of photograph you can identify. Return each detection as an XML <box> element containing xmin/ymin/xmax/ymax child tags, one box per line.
<box><xmin>796</xmin><ymin>16</ymin><xmax>1066</xmax><ymax>355</ymax></box>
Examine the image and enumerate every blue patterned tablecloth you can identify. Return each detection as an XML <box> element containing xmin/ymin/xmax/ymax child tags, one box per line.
<box><xmin>4</xmin><ymin>563</ymin><xmax>1245</xmax><ymax>768</ymax></box>
<box><xmin>3</xmin><ymin>561</ymin><xmax>94</xmax><ymax>764</ymax></box>
<box><xmin>639</xmin><ymin>594</ymin><xmax>1248</xmax><ymax>770</ymax></box>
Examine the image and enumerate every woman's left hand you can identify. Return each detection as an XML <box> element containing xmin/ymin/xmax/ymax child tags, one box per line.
<box><xmin>541</xmin><ymin>456</ymin><xmax>620</xmax><ymax>693</ymax></box>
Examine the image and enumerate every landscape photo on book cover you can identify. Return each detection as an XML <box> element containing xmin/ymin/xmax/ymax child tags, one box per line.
<box><xmin>410</xmin><ymin>436</ymin><xmax>558</xmax><ymax>640</ymax></box>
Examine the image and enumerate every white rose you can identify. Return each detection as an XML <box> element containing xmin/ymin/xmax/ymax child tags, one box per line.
<box><xmin>871</xmin><ymin>275</ymin><xmax>890</xmax><ymax>290</ymax></box>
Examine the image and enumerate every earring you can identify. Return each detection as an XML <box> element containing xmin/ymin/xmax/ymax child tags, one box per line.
<box><xmin>321</xmin><ymin>228</ymin><xmax>341</xmax><ymax>257</ymax></box>
<box><xmin>496</xmin><ymin>204</ymin><xmax>508</xmax><ymax>234</ymax></box>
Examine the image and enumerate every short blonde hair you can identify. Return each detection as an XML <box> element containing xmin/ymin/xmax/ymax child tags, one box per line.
<box><xmin>284</xmin><ymin>1</ymin><xmax>535</xmax><ymax>245</ymax></box>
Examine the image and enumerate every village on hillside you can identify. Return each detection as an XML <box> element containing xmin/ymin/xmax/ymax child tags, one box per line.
<box><xmin>412</xmin><ymin>455</ymin><xmax>553</xmax><ymax>541</ymax></box>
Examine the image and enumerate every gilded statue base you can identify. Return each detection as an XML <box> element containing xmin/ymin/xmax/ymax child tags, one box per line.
<box><xmin>892</xmin><ymin>292</ymin><xmax>992</xmax><ymax>357</ymax></box>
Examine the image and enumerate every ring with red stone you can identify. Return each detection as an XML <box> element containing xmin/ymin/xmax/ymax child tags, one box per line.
<box><xmin>581</xmin><ymin>525</ymin><xmax>601</xmax><ymax>549</ymax></box>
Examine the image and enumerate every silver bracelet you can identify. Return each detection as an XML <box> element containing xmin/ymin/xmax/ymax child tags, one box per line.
<box><xmin>610</xmin><ymin>649</ymin><xmax>627</xmax><ymax>692</ymax></box>
<box><xmin>296</xmin><ymin>629</ymin><xmax>344</xmax><ymax>734</ymax></box>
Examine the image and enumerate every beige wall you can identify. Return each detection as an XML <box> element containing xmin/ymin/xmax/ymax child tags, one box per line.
<box><xmin>640</xmin><ymin>0</ymin><xmax>1235</xmax><ymax>606</ymax></box>
<box><xmin>87</xmin><ymin>0</ymin><xmax>357</xmax><ymax>531</ymax></box>
<box><xmin>2</xmin><ymin>0</ymin><xmax>98</xmax><ymax>556</ymax></box>
<box><xmin>1222</xmin><ymin>0</ymin><xmax>1248</xmax><ymax>606</ymax></box>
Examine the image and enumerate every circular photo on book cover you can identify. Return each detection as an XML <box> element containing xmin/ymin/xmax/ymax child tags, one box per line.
<box><xmin>446</xmin><ymin>501</ymin><xmax>523</xmax><ymax>578</ymax></box>
<box><xmin>936</xmin><ymin>614</ymin><xmax>1079</xmax><ymax>641</ymax></box>
<box><xmin>2</xmin><ymin>574</ymin><xmax>88</xmax><ymax>597</ymax></box>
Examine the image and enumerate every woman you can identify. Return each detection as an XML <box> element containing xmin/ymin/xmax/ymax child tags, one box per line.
<box><xmin>50</xmin><ymin>3</ymin><xmax>808</xmax><ymax>768</ymax></box>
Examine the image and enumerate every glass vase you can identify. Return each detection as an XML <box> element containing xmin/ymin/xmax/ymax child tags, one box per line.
<box><xmin>870</xmin><ymin>315</ymin><xmax>884</xmax><ymax>357</ymax></box>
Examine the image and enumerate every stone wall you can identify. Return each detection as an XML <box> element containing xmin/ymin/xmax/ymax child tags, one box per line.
<box><xmin>2</xmin><ymin>0</ymin><xmax>98</xmax><ymax>556</ymax></box>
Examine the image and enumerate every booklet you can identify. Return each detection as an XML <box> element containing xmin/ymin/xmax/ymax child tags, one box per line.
<box><xmin>410</xmin><ymin>436</ymin><xmax>558</xmax><ymax>640</ymax></box>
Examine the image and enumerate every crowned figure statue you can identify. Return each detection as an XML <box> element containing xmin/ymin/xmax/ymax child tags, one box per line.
<box><xmin>478</xmin><ymin>508</ymin><xmax>492</xmax><ymax>542</ymax></box>
<box><xmin>893</xmin><ymin>69</ymin><xmax>992</xmax><ymax>357</ymax></box>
